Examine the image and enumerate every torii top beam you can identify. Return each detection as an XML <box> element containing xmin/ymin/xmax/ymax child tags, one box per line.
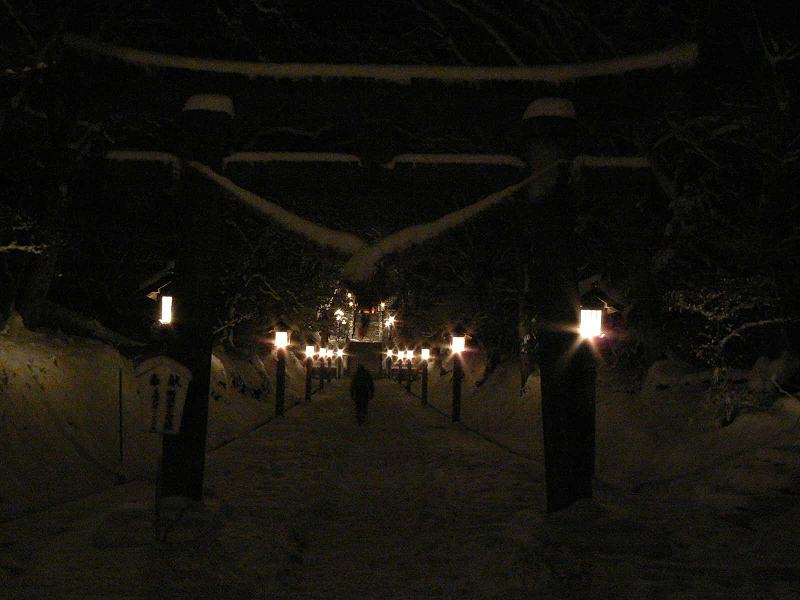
<box><xmin>63</xmin><ymin>33</ymin><xmax>697</xmax><ymax>85</ymax></box>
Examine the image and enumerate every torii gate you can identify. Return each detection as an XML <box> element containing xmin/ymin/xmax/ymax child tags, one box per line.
<box><xmin>85</xmin><ymin>37</ymin><xmax>695</xmax><ymax>512</ymax></box>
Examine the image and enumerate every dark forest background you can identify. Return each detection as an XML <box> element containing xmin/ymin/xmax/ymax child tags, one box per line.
<box><xmin>1</xmin><ymin>1</ymin><xmax>798</xmax><ymax>376</ymax></box>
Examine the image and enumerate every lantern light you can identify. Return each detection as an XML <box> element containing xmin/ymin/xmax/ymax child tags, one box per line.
<box><xmin>380</xmin><ymin>302</ymin><xmax>386</xmax><ymax>310</ymax></box>
<box><xmin>320</xmin><ymin>348</ymin><xmax>328</xmax><ymax>358</ymax></box>
<box><xmin>451</xmin><ymin>336</ymin><xmax>465</xmax><ymax>354</ymax></box>
<box><xmin>159</xmin><ymin>295</ymin><xmax>173</xmax><ymax>324</ymax></box>
<box><xmin>385</xmin><ymin>315</ymin><xmax>395</xmax><ymax>327</ymax></box>
<box><xmin>405</xmin><ymin>350</ymin><xmax>413</xmax><ymax>360</ymax></box>
<box><xmin>579</xmin><ymin>309</ymin><xmax>603</xmax><ymax>339</ymax></box>
<box><xmin>336</xmin><ymin>348</ymin><xmax>344</xmax><ymax>358</ymax></box>
<box><xmin>305</xmin><ymin>345</ymin><xmax>315</xmax><ymax>356</ymax></box>
<box><xmin>391</xmin><ymin>348</ymin><xmax>398</xmax><ymax>357</ymax></box>
<box><xmin>274</xmin><ymin>331</ymin><xmax>289</xmax><ymax>349</ymax></box>
<box><xmin>421</xmin><ymin>348</ymin><xmax>430</xmax><ymax>361</ymax></box>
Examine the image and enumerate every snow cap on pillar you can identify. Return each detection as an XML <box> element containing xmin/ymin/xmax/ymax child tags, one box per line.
<box><xmin>179</xmin><ymin>93</ymin><xmax>235</xmax><ymax>168</ymax></box>
<box><xmin>182</xmin><ymin>94</ymin><xmax>235</xmax><ymax>117</ymax></box>
<box><xmin>518</xmin><ymin>97</ymin><xmax>582</xmax><ymax>146</ymax></box>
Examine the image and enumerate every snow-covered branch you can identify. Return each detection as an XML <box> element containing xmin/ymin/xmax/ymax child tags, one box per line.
<box><xmin>63</xmin><ymin>33</ymin><xmax>698</xmax><ymax>84</ymax></box>
<box><xmin>0</xmin><ymin>241</ymin><xmax>48</xmax><ymax>254</ymax></box>
<box><xmin>718</xmin><ymin>318</ymin><xmax>798</xmax><ymax>350</ymax></box>
<box><xmin>187</xmin><ymin>162</ymin><xmax>367</xmax><ymax>255</ymax></box>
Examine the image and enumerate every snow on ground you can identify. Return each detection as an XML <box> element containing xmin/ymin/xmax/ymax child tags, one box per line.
<box><xmin>2</xmin><ymin>376</ymin><xmax>799</xmax><ymax>598</ymax></box>
<box><xmin>0</xmin><ymin>317</ymin><xmax>309</xmax><ymax>519</ymax></box>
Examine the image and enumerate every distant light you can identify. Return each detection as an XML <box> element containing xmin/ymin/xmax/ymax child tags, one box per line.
<box><xmin>391</xmin><ymin>349</ymin><xmax>398</xmax><ymax>357</ymax></box>
<box><xmin>334</xmin><ymin>308</ymin><xmax>344</xmax><ymax>317</ymax></box>
<box><xmin>579</xmin><ymin>309</ymin><xmax>603</xmax><ymax>339</ymax></box>
<box><xmin>451</xmin><ymin>336</ymin><xmax>465</xmax><ymax>354</ymax></box>
<box><xmin>305</xmin><ymin>345</ymin><xmax>315</xmax><ymax>356</ymax></box>
<box><xmin>346</xmin><ymin>292</ymin><xmax>352</xmax><ymax>298</ymax></box>
<box><xmin>275</xmin><ymin>331</ymin><xmax>289</xmax><ymax>349</ymax></box>
<box><xmin>385</xmin><ymin>315</ymin><xmax>395</xmax><ymax>327</ymax></box>
<box><xmin>319</xmin><ymin>348</ymin><xmax>328</xmax><ymax>358</ymax></box>
<box><xmin>336</xmin><ymin>348</ymin><xmax>344</xmax><ymax>358</ymax></box>
<box><xmin>421</xmin><ymin>348</ymin><xmax>430</xmax><ymax>361</ymax></box>
<box><xmin>380</xmin><ymin>302</ymin><xmax>386</xmax><ymax>310</ymax></box>
<box><xmin>159</xmin><ymin>296</ymin><xmax>173</xmax><ymax>324</ymax></box>
<box><xmin>404</xmin><ymin>350</ymin><xmax>413</xmax><ymax>360</ymax></box>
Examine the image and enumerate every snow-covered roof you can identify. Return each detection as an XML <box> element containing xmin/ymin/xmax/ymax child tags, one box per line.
<box><xmin>384</xmin><ymin>154</ymin><xmax>526</xmax><ymax>170</ymax></box>
<box><xmin>223</xmin><ymin>152</ymin><xmax>363</xmax><ymax>168</ymax></box>
<box><xmin>182</xmin><ymin>94</ymin><xmax>235</xmax><ymax>116</ymax></box>
<box><xmin>523</xmin><ymin>98</ymin><xmax>576</xmax><ymax>120</ymax></box>
<box><xmin>63</xmin><ymin>33</ymin><xmax>698</xmax><ymax>85</ymax></box>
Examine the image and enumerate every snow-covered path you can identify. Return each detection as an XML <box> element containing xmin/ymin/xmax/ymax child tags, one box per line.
<box><xmin>3</xmin><ymin>379</ymin><xmax>800</xmax><ymax>599</ymax></box>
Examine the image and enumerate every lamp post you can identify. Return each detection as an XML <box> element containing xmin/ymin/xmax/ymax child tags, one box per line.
<box><xmin>420</xmin><ymin>348</ymin><xmax>430</xmax><ymax>405</ymax></box>
<box><xmin>274</xmin><ymin>326</ymin><xmax>289</xmax><ymax>416</ymax></box>
<box><xmin>451</xmin><ymin>328</ymin><xmax>466</xmax><ymax>422</ymax></box>
<box><xmin>318</xmin><ymin>348</ymin><xmax>326</xmax><ymax>391</ymax></box>
<box><xmin>304</xmin><ymin>345</ymin><xmax>315</xmax><ymax>401</ymax></box>
<box><xmin>405</xmin><ymin>349</ymin><xmax>413</xmax><ymax>392</ymax></box>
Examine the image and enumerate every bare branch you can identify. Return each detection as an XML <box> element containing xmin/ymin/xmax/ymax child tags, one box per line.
<box><xmin>441</xmin><ymin>0</ymin><xmax>525</xmax><ymax>65</ymax></box>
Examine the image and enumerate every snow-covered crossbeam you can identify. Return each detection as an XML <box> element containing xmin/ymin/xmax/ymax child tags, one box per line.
<box><xmin>63</xmin><ymin>33</ymin><xmax>697</xmax><ymax>84</ymax></box>
<box><xmin>384</xmin><ymin>154</ymin><xmax>525</xmax><ymax>169</ymax></box>
<box><xmin>188</xmin><ymin>162</ymin><xmax>366</xmax><ymax>255</ymax></box>
<box><xmin>223</xmin><ymin>152</ymin><xmax>363</xmax><ymax>168</ymax></box>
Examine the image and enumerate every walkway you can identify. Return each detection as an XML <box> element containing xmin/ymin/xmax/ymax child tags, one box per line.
<box><xmin>3</xmin><ymin>380</ymin><xmax>799</xmax><ymax>598</ymax></box>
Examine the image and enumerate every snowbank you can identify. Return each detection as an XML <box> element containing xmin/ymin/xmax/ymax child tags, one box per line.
<box><xmin>0</xmin><ymin>318</ymin><xmax>308</xmax><ymax>519</ymax></box>
<box><xmin>413</xmin><ymin>349</ymin><xmax>800</xmax><ymax>507</ymax></box>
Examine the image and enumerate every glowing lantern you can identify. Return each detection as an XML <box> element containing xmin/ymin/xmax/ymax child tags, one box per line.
<box><xmin>380</xmin><ymin>302</ymin><xmax>386</xmax><ymax>310</ymax></box>
<box><xmin>336</xmin><ymin>348</ymin><xmax>344</xmax><ymax>358</ymax></box>
<box><xmin>274</xmin><ymin>330</ymin><xmax>289</xmax><ymax>349</ymax></box>
<box><xmin>159</xmin><ymin>296</ymin><xmax>173</xmax><ymax>324</ymax></box>
<box><xmin>319</xmin><ymin>348</ymin><xmax>328</xmax><ymax>358</ymax></box>
<box><xmin>405</xmin><ymin>350</ymin><xmax>413</xmax><ymax>360</ymax></box>
<box><xmin>391</xmin><ymin>348</ymin><xmax>398</xmax><ymax>357</ymax></box>
<box><xmin>305</xmin><ymin>345</ymin><xmax>315</xmax><ymax>356</ymax></box>
<box><xmin>421</xmin><ymin>348</ymin><xmax>430</xmax><ymax>361</ymax></box>
<box><xmin>579</xmin><ymin>309</ymin><xmax>603</xmax><ymax>339</ymax></box>
<box><xmin>385</xmin><ymin>315</ymin><xmax>395</xmax><ymax>327</ymax></box>
<box><xmin>451</xmin><ymin>336</ymin><xmax>465</xmax><ymax>354</ymax></box>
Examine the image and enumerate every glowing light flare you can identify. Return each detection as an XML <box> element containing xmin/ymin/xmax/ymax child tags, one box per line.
<box><xmin>421</xmin><ymin>348</ymin><xmax>430</xmax><ymax>361</ymax></box>
<box><xmin>319</xmin><ymin>348</ymin><xmax>328</xmax><ymax>358</ymax></box>
<box><xmin>305</xmin><ymin>345</ymin><xmax>315</xmax><ymax>356</ymax></box>
<box><xmin>336</xmin><ymin>348</ymin><xmax>344</xmax><ymax>358</ymax></box>
<box><xmin>391</xmin><ymin>349</ymin><xmax>398</xmax><ymax>357</ymax></box>
<box><xmin>579</xmin><ymin>309</ymin><xmax>603</xmax><ymax>339</ymax></box>
<box><xmin>159</xmin><ymin>296</ymin><xmax>173</xmax><ymax>324</ymax></box>
<box><xmin>451</xmin><ymin>336</ymin><xmax>465</xmax><ymax>354</ymax></box>
<box><xmin>274</xmin><ymin>331</ymin><xmax>289</xmax><ymax>349</ymax></box>
<box><xmin>380</xmin><ymin>302</ymin><xmax>386</xmax><ymax>310</ymax></box>
<box><xmin>385</xmin><ymin>315</ymin><xmax>396</xmax><ymax>327</ymax></box>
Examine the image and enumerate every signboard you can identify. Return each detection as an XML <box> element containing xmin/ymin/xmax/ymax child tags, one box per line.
<box><xmin>134</xmin><ymin>356</ymin><xmax>192</xmax><ymax>435</ymax></box>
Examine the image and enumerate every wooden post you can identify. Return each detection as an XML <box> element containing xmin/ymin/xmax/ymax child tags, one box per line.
<box><xmin>522</xmin><ymin>98</ymin><xmax>595</xmax><ymax>512</ymax></box>
<box><xmin>305</xmin><ymin>356</ymin><xmax>313</xmax><ymax>401</ymax></box>
<box><xmin>421</xmin><ymin>360</ymin><xmax>428</xmax><ymax>405</ymax></box>
<box><xmin>275</xmin><ymin>348</ymin><xmax>286</xmax><ymax>416</ymax></box>
<box><xmin>405</xmin><ymin>362</ymin><xmax>412</xmax><ymax>392</ymax></box>
<box><xmin>160</xmin><ymin>94</ymin><xmax>234</xmax><ymax>501</ymax></box>
<box><xmin>452</xmin><ymin>353</ymin><xmax>462</xmax><ymax>422</ymax></box>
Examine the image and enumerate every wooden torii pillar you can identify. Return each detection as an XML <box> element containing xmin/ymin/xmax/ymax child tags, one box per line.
<box><xmin>160</xmin><ymin>94</ymin><xmax>234</xmax><ymax>501</ymax></box>
<box><xmin>522</xmin><ymin>98</ymin><xmax>596</xmax><ymax>512</ymax></box>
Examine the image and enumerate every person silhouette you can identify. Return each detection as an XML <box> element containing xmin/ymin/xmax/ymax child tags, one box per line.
<box><xmin>350</xmin><ymin>365</ymin><xmax>374</xmax><ymax>424</ymax></box>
